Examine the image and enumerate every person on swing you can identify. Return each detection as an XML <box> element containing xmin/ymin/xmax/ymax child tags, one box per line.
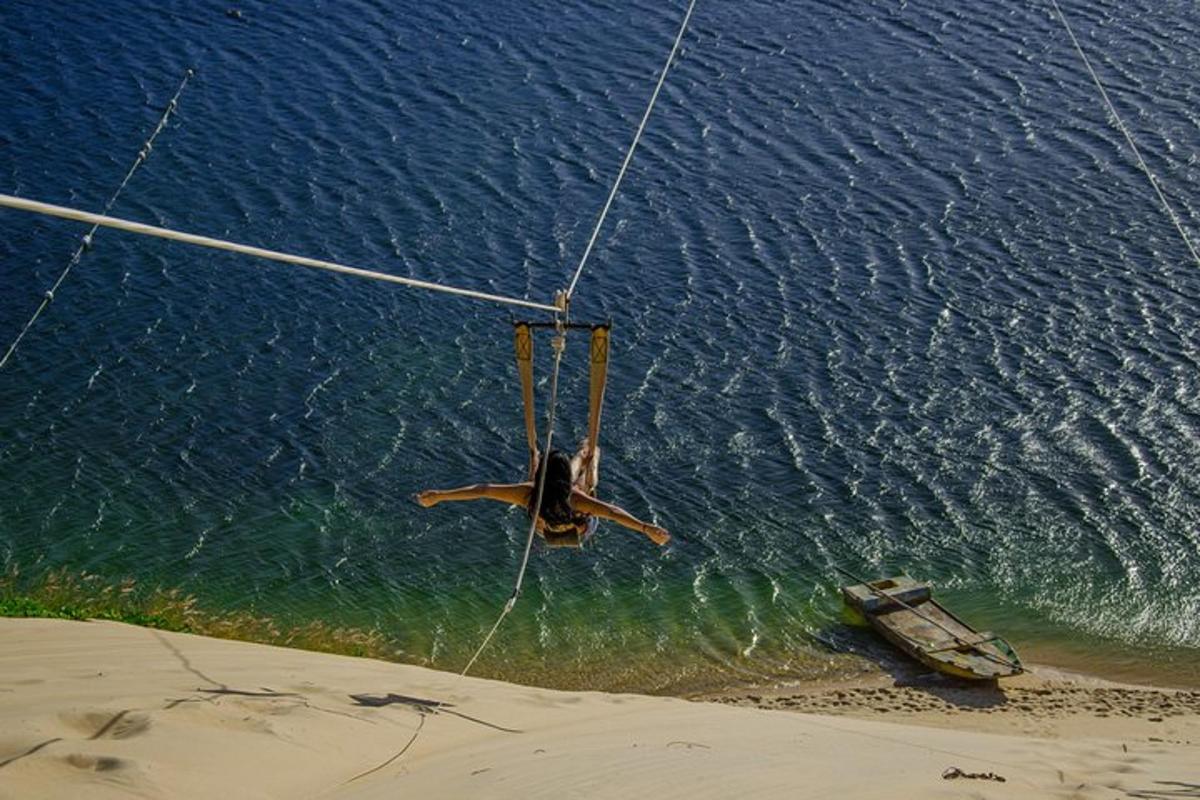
<box><xmin>416</xmin><ymin>323</ymin><xmax>670</xmax><ymax>547</ymax></box>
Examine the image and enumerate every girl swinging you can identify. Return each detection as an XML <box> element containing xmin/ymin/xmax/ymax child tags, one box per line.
<box><xmin>416</xmin><ymin>323</ymin><xmax>669</xmax><ymax>547</ymax></box>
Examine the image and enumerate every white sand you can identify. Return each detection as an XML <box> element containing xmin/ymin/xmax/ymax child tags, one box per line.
<box><xmin>1</xmin><ymin>617</ymin><xmax>1196</xmax><ymax>799</ymax></box>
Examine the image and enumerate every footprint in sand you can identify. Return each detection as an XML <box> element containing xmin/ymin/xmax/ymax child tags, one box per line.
<box><xmin>65</xmin><ymin>753</ymin><xmax>127</xmax><ymax>772</ymax></box>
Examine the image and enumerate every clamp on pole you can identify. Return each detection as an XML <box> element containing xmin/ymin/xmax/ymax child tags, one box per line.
<box><xmin>551</xmin><ymin>321</ymin><xmax>567</xmax><ymax>355</ymax></box>
<box><xmin>551</xmin><ymin>290</ymin><xmax>569</xmax><ymax>354</ymax></box>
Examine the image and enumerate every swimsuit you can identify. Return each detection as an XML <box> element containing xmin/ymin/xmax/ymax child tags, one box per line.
<box><xmin>539</xmin><ymin>515</ymin><xmax>598</xmax><ymax>548</ymax></box>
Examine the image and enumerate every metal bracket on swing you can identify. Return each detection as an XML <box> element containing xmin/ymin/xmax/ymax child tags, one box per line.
<box><xmin>511</xmin><ymin>320</ymin><xmax>611</xmax><ymax>331</ymax></box>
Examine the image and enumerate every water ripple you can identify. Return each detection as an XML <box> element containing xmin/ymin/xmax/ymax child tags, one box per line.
<box><xmin>1</xmin><ymin>0</ymin><xmax>1198</xmax><ymax>690</ymax></box>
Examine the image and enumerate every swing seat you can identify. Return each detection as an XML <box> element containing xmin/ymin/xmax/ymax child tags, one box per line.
<box><xmin>542</xmin><ymin>530</ymin><xmax>584</xmax><ymax>549</ymax></box>
<box><xmin>541</xmin><ymin>517</ymin><xmax>598</xmax><ymax>549</ymax></box>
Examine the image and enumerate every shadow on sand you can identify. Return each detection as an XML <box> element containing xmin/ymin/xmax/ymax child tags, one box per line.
<box><xmin>350</xmin><ymin>693</ymin><xmax>523</xmax><ymax>733</ymax></box>
<box><xmin>1125</xmin><ymin>783</ymin><xmax>1200</xmax><ymax>799</ymax></box>
<box><xmin>815</xmin><ymin>623</ymin><xmax>1010</xmax><ymax>710</ymax></box>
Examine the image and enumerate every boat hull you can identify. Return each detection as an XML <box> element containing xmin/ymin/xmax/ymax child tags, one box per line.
<box><xmin>841</xmin><ymin>575</ymin><xmax>1022</xmax><ymax>681</ymax></box>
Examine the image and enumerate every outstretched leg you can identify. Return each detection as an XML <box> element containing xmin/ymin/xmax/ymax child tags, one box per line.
<box><xmin>514</xmin><ymin>322</ymin><xmax>539</xmax><ymax>480</ymax></box>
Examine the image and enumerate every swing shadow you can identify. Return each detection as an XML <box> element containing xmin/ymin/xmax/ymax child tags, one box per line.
<box><xmin>349</xmin><ymin>693</ymin><xmax>523</xmax><ymax>734</ymax></box>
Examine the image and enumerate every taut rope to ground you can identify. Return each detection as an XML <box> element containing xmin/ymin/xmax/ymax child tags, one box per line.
<box><xmin>0</xmin><ymin>69</ymin><xmax>193</xmax><ymax>370</ymax></box>
<box><xmin>1048</xmin><ymin>0</ymin><xmax>1200</xmax><ymax>271</ymax></box>
<box><xmin>456</xmin><ymin>323</ymin><xmax>568</xmax><ymax>681</ymax></box>
<box><xmin>350</xmin><ymin>322</ymin><xmax>568</xmax><ymax>784</ymax></box>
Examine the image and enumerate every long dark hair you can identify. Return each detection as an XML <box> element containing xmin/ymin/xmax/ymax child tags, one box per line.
<box><xmin>530</xmin><ymin>449</ymin><xmax>575</xmax><ymax>524</ymax></box>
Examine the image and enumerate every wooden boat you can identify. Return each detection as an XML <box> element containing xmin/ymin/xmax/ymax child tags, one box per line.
<box><xmin>841</xmin><ymin>575</ymin><xmax>1023</xmax><ymax>680</ymax></box>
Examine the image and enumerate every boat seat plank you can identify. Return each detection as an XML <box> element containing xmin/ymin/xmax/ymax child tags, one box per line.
<box><xmin>844</xmin><ymin>577</ymin><xmax>932</xmax><ymax>613</ymax></box>
<box><xmin>923</xmin><ymin>631</ymin><xmax>999</xmax><ymax>654</ymax></box>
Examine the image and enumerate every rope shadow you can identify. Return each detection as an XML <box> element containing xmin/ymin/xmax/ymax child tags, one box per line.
<box><xmin>0</xmin><ymin>738</ymin><xmax>62</xmax><ymax>770</ymax></box>
<box><xmin>342</xmin><ymin>691</ymin><xmax>523</xmax><ymax>785</ymax></box>
<box><xmin>1126</xmin><ymin>783</ymin><xmax>1200</xmax><ymax>799</ymax></box>
<box><xmin>148</xmin><ymin>629</ymin><xmax>373</xmax><ymax>724</ymax></box>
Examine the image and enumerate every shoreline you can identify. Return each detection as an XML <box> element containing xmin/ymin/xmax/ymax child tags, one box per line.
<box><xmin>6</xmin><ymin>569</ymin><xmax>1198</xmax><ymax>697</ymax></box>
<box><xmin>2</xmin><ymin>617</ymin><xmax>1198</xmax><ymax>798</ymax></box>
<box><xmin>697</xmin><ymin>665</ymin><xmax>1200</xmax><ymax>744</ymax></box>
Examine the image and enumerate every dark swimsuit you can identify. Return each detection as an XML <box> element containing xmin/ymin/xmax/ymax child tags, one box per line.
<box><xmin>538</xmin><ymin>513</ymin><xmax>598</xmax><ymax>548</ymax></box>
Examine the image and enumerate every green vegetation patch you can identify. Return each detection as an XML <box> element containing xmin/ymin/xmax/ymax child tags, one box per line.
<box><xmin>0</xmin><ymin>567</ymin><xmax>395</xmax><ymax>661</ymax></box>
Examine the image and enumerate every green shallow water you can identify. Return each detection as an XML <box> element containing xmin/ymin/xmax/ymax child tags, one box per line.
<box><xmin>9</xmin><ymin>563</ymin><xmax>1196</xmax><ymax>694</ymax></box>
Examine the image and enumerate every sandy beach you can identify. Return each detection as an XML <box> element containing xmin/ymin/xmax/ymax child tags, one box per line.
<box><xmin>1</xmin><ymin>617</ymin><xmax>1197</xmax><ymax>799</ymax></box>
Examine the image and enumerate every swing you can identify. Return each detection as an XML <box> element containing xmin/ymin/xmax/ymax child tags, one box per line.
<box><xmin>513</xmin><ymin>320</ymin><xmax>610</xmax><ymax>548</ymax></box>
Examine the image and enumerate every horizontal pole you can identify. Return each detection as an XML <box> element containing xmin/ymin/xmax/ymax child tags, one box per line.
<box><xmin>512</xmin><ymin>320</ymin><xmax>610</xmax><ymax>331</ymax></box>
<box><xmin>0</xmin><ymin>193</ymin><xmax>560</xmax><ymax>314</ymax></box>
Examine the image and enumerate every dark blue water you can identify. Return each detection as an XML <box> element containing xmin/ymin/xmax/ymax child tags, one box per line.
<box><xmin>2</xmin><ymin>0</ymin><xmax>1198</xmax><ymax>692</ymax></box>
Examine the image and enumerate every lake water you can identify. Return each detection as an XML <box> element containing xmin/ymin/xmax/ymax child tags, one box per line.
<box><xmin>1</xmin><ymin>0</ymin><xmax>1198</xmax><ymax>692</ymax></box>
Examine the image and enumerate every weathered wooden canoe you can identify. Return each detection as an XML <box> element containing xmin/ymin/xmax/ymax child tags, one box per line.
<box><xmin>841</xmin><ymin>575</ymin><xmax>1023</xmax><ymax>680</ymax></box>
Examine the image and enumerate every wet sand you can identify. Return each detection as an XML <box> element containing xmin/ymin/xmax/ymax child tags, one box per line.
<box><xmin>700</xmin><ymin>668</ymin><xmax>1200</xmax><ymax>745</ymax></box>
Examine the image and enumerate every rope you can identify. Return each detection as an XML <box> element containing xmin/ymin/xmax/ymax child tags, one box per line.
<box><xmin>0</xmin><ymin>194</ymin><xmax>561</xmax><ymax>314</ymax></box>
<box><xmin>564</xmin><ymin>0</ymin><xmax>697</xmax><ymax>301</ymax></box>
<box><xmin>1048</xmin><ymin>0</ymin><xmax>1200</xmax><ymax>271</ymax></box>
<box><xmin>457</xmin><ymin>323</ymin><xmax>568</xmax><ymax>679</ymax></box>
<box><xmin>0</xmin><ymin>69</ymin><xmax>194</xmax><ymax>371</ymax></box>
<box><xmin>345</xmin><ymin>712</ymin><xmax>425</xmax><ymax>783</ymax></box>
<box><xmin>359</xmin><ymin>320</ymin><xmax>569</xmax><ymax>780</ymax></box>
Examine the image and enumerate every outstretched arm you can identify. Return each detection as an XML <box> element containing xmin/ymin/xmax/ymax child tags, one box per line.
<box><xmin>417</xmin><ymin>483</ymin><xmax>532</xmax><ymax>509</ymax></box>
<box><xmin>572</xmin><ymin>490</ymin><xmax>670</xmax><ymax>546</ymax></box>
